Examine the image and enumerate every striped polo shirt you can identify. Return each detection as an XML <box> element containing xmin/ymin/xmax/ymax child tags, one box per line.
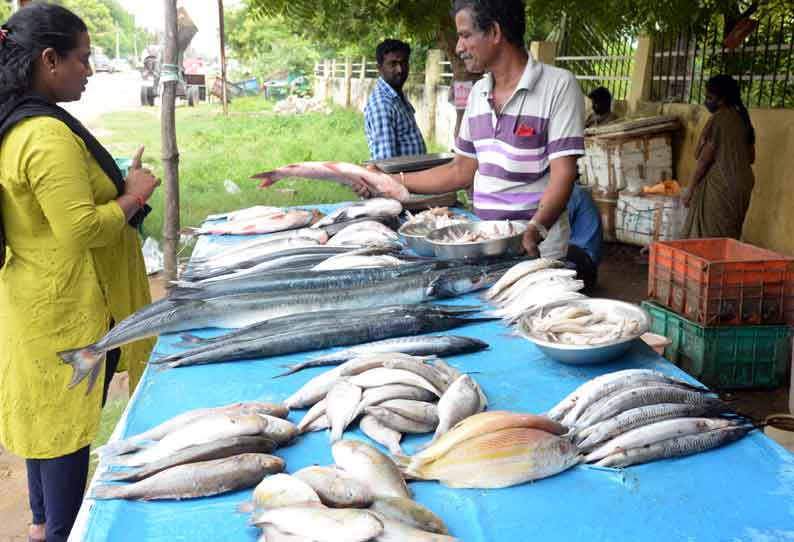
<box><xmin>455</xmin><ymin>54</ymin><xmax>585</xmax><ymax>220</ymax></box>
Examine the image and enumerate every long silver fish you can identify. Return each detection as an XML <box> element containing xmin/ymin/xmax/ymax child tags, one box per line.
<box><xmin>575</xmin><ymin>402</ymin><xmax>733</xmax><ymax>451</ymax></box>
<box><xmin>584</xmin><ymin>417</ymin><xmax>743</xmax><ymax>463</ymax></box>
<box><xmin>168</xmin><ymin>261</ymin><xmax>442</xmax><ymax>301</ymax></box>
<box><xmin>576</xmin><ymin>386</ymin><xmax>724</xmax><ymax>428</ymax></box>
<box><xmin>91</xmin><ymin>453</ymin><xmax>284</xmax><ymax>500</ymax></box>
<box><xmin>99</xmin><ymin>435</ymin><xmax>277</xmax><ymax>482</ymax></box>
<box><xmin>154</xmin><ymin>313</ymin><xmax>497</xmax><ymax>370</ymax></box>
<box><xmin>594</xmin><ymin>424</ymin><xmax>753</xmax><ymax>468</ymax></box>
<box><xmin>175</xmin><ymin>304</ymin><xmax>472</xmax><ymax>349</ymax></box>
<box><xmin>60</xmin><ymin>266</ymin><xmax>500</xmax><ymax>391</ymax></box>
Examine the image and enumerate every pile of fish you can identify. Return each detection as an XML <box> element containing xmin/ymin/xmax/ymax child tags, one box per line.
<box><xmin>90</xmin><ymin>401</ymin><xmax>295</xmax><ymax>500</ymax></box>
<box><xmin>395</xmin><ymin>369</ymin><xmax>754</xmax><ymax>489</ymax></box>
<box><xmin>251</xmin><ymin>161</ymin><xmax>410</xmax><ymax>201</ymax></box>
<box><xmin>434</xmin><ymin>220</ymin><xmax>521</xmax><ymax>243</ymax></box>
<box><xmin>286</xmin><ymin>352</ymin><xmax>487</xmax><ymax>455</ymax></box>
<box><xmin>484</xmin><ymin>258</ymin><xmax>585</xmax><ymax>323</ymax></box>
<box><xmin>549</xmin><ymin>369</ymin><xmax>753</xmax><ymax>468</ymax></box>
<box><xmin>60</xmin><ymin>212</ymin><xmax>510</xmax><ymax>389</ymax></box>
<box><xmin>241</xmin><ymin>439</ymin><xmax>456</xmax><ymax>541</ymax></box>
<box><xmin>519</xmin><ymin>305</ymin><xmax>643</xmax><ymax>345</ymax></box>
<box><xmin>400</xmin><ymin>207</ymin><xmax>470</xmax><ymax>236</ymax></box>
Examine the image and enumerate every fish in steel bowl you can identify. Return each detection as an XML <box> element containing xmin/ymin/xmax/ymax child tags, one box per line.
<box><xmin>517</xmin><ymin>298</ymin><xmax>650</xmax><ymax>365</ymax></box>
<box><xmin>425</xmin><ymin>220</ymin><xmax>526</xmax><ymax>261</ymax></box>
<box><xmin>399</xmin><ymin>208</ymin><xmax>470</xmax><ymax>257</ymax></box>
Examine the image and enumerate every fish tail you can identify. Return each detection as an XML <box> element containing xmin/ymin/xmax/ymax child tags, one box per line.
<box><xmin>57</xmin><ymin>346</ymin><xmax>104</xmax><ymax>392</ymax></box>
<box><xmin>93</xmin><ymin>440</ymin><xmax>142</xmax><ymax>459</ymax></box>
<box><xmin>90</xmin><ymin>484</ymin><xmax>126</xmax><ymax>500</ymax></box>
<box><xmin>98</xmin><ymin>469</ymin><xmax>139</xmax><ymax>482</ymax></box>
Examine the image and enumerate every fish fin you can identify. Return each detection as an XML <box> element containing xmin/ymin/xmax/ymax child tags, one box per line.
<box><xmin>166</xmin><ymin>288</ymin><xmax>203</xmax><ymax>300</ymax></box>
<box><xmin>58</xmin><ymin>346</ymin><xmax>104</xmax><ymax>392</ymax></box>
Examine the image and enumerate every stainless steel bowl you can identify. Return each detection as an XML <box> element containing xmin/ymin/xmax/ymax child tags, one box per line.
<box><xmin>517</xmin><ymin>298</ymin><xmax>651</xmax><ymax>365</ymax></box>
<box><xmin>425</xmin><ymin>221</ymin><xmax>527</xmax><ymax>261</ymax></box>
<box><xmin>398</xmin><ymin>222</ymin><xmax>436</xmax><ymax>257</ymax></box>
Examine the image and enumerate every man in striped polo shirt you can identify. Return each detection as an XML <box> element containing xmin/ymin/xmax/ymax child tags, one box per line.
<box><xmin>356</xmin><ymin>0</ymin><xmax>584</xmax><ymax>260</ymax></box>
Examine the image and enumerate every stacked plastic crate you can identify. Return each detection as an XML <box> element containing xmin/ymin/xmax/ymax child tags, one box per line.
<box><xmin>643</xmin><ymin>238</ymin><xmax>794</xmax><ymax>389</ymax></box>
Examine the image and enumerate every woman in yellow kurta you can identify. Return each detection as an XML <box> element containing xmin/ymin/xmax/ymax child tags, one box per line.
<box><xmin>0</xmin><ymin>6</ymin><xmax>160</xmax><ymax>542</ymax></box>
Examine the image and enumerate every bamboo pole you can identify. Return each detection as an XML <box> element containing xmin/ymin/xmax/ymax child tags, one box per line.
<box><xmin>161</xmin><ymin>0</ymin><xmax>180</xmax><ymax>282</ymax></box>
<box><xmin>218</xmin><ymin>0</ymin><xmax>228</xmax><ymax>116</ymax></box>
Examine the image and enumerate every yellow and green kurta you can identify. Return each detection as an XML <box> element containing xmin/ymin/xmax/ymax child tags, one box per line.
<box><xmin>0</xmin><ymin>116</ymin><xmax>154</xmax><ymax>459</ymax></box>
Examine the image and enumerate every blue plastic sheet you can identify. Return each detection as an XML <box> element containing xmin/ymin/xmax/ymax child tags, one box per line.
<box><xmin>72</xmin><ymin>204</ymin><xmax>794</xmax><ymax>542</ymax></box>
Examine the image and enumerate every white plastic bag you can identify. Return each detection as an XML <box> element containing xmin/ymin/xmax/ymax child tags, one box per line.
<box><xmin>223</xmin><ymin>179</ymin><xmax>241</xmax><ymax>194</ymax></box>
<box><xmin>142</xmin><ymin>237</ymin><xmax>164</xmax><ymax>275</ymax></box>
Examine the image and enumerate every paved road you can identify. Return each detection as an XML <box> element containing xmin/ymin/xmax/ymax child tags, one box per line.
<box><xmin>61</xmin><ymin>69</ymin><xmax>148</xmax><ymax>128</ymax></box>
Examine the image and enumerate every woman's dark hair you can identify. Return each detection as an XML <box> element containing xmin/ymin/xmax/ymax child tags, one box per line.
<box><xmin>0</xmin><ymin>4</ymin><xmax>87</xmax><ymax>101</ymax></box>
<box><xmin>706</xmin><ymin>74</ymin><xmax>756</xmax><ymax>145</ymax></box>
<box><xmin>376</xmin><ymin>39</ymin><xmax>411</xmax><ymax>65</ymax></box>
<box><xmin>452</xmin><ymin>0</ymin><xmax>526</xmax><ymax>49</ymax></box>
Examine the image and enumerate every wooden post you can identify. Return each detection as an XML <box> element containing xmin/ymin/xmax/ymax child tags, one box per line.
<box><xmin>424</xmin><ymin>49</ymin><xmax>443</xmax><ymax>145</ymax></box>
<box><xmin>360</xmin><ymin>56</ymin><xmax>367</xmax><ymax>79</ymax></box>
<box><xmin>323</xmin><ymin>59</ymin><xmax>332</xmax><ymax>102</ymax></box>
<box><xmin>627</xmin><ymin>35</ymin><xmax>655</xmax><ymax>113</ymax></box>
<box><xmin>344</xmin><ymin>57</ymin><xmax>352</xmax><ymax>107</ymax></box>
<box><xmin>218</xmin><ymin>0</ymin><xmax>228</xmax><ymax>116</ymax></box>
<box><xmin>161</xmin><ymin>0</ymin><xmax>180</xmax><ymax>282</ymax></box>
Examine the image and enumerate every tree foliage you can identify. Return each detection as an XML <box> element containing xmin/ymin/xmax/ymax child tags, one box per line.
<box><xmin>0</xmin><ymin>0</ymin><xmax>12</xmax><ymax>22</ymax></box>
<box><xmin>225</xmin><ymin>8</ymin><xmax>325</xmax><ymax>78</ymax></box>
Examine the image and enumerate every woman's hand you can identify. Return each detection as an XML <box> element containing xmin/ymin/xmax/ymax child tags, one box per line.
<box><xmin>124</xmin><ymin>145</ymin><xmax>161</xmax><ymax>202</ymax></box>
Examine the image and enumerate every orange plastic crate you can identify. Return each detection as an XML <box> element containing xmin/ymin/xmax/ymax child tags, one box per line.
<box><xmin>648</xmin><ymin>238</ymin><xmax>794</xmax><ymax>326</ymax></box>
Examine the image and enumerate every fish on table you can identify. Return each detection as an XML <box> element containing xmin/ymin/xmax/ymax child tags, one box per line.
<box><xmin>251</xmin><ymin>161</ymin><xmax>409</xmax><ymax>201</ymax></box>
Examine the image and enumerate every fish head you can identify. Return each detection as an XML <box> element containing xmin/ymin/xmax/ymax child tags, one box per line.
<box><xmin>427</xmin><ymin>269</ymin><xmax>491</xmax><ymax>298</ymax></box>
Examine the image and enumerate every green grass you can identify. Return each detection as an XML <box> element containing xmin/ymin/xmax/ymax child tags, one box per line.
<box><xmin>100</xmin><ymin>96</ymin><xmax>429</xmax><ymax>241</ymax></box>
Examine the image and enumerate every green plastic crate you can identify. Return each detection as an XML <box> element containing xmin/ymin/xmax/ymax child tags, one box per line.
<box><xmin>642</xmin><ymin>301</ymin><xmax>792</xmax><ymax>389</ymax></box>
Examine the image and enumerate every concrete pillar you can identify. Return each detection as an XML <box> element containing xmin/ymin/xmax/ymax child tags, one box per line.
<box><xmin>344</xmin><ymin>57</ymin><xmax>352</xmax><ymax>107</ymax></box>
<box><xmin>530</xmin><ymin>41</ymin><xmax>557</xmax><ymax>65</ymax></box>
<box><xmin>424</xmin><ymin>49</ymin><xmax>443</xmax><ymax>144</ymax></box>
<box><xmin>627</xmin><ymin>35</ymin><xmax>655</xmax><ymax>114</ymax></box>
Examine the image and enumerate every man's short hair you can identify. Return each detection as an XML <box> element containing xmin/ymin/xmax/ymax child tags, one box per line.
<box><xmin>588</xmin><ymin>87</ymin><xmax>612</xmax><ymax>104</ymax></box>
<box><xmin>451</xmin><ymin>0</ymin><xmax>526</xmax><ymax>49</ymax></box>
<box><xmin>376</xmin><ymin>39</ymin><xmax>411</xmax><ymax>65</ymax></box>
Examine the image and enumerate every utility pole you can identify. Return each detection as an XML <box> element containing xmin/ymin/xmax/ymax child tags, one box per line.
<box><xmin>115</xmin><ymin>26</ymin><xmax>121</xmax><ymax>59</ymax></box>
<box><xmin>218</xmin><ymin>0</ymin><xmax>228</xmax><ymax>116</ymax></box>
<box><xmin>133</xmin><ymin>31</ymin><xmax>138</xmax><ymax>63</ymax></box>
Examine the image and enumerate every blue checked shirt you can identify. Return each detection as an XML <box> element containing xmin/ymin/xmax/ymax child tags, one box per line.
<box><xmin>364</xmin><ymin>77</ymin><xmax>427</xmax><ymax>160</ymax></box>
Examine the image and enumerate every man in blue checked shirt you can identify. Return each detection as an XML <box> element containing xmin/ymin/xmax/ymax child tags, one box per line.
<box><xmin>364</xmin><ymin>39</ymin><xmax>427</xmax><ymax>160</ymax></box>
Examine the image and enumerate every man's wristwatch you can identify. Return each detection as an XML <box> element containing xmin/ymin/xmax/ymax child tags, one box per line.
<box><xmin>528</xmin><ymin>218</ymin><xmax>549</xmax><ymax>240</ymax></box>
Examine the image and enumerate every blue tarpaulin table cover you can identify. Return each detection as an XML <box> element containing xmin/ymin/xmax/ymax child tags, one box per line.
<box><xmin>70</xmin><ymin>204</ymin><xmax>794</xmax><ymax>542</ymax></box>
